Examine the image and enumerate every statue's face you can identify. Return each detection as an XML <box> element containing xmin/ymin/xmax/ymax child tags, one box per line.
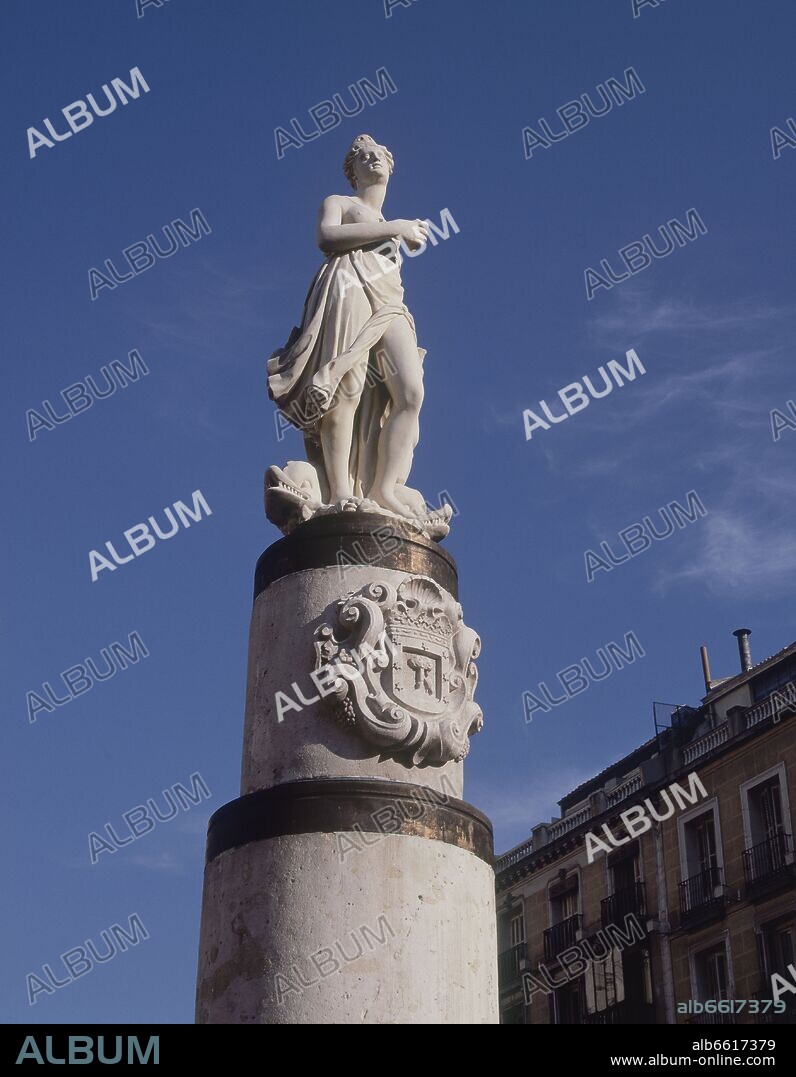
<box><xmin>352</xmin><ymin>144</ymin><xmax>390</xmax><ymax>188</ymax></box>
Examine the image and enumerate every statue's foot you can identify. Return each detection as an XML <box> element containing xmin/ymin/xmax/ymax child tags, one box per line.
<box><xmin>361</xmin><ymin>484</ymin><xmax>452</xmax><ymax>538</ymax></box>
<box><xmin>368</xmin><ymin>487</ymin><xmax>412</xmax><ymax>516</ymax></box>
<box><xmin>357</xmin><ymin>498</ymin><xmax>383</xmax><ymax>513</ymax></box>
<box><xmin>393</xmin><ymin>484</ymin><xmax>428</xmax><ymax>517</ymax></box>
<box><xmin>329</xmin><ymin>496</ymin><xmax>361</xmax><ymax>513</ymax></box>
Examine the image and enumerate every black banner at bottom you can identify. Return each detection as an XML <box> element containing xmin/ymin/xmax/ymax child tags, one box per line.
<box><xmin>1</xmin><ymin>1021</ymin><xmax>795</xmax><ymax>1066</ymax></box>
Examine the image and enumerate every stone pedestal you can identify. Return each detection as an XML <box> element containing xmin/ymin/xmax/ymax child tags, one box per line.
<box><xmin>195</xmin><ymin>514</ymin><xmax>498</xmax><ymax>1024</ymax></box>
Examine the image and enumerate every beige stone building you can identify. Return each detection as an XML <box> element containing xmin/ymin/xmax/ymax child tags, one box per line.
<box><xmin>496</xmin><ymin>630</ymin><xmax>796</xmax><ymax>1024</ymax></box>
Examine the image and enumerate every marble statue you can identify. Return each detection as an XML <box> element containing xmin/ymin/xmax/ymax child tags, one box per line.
<box><xmin>266</xmin><ymin>134</ymin><xmax>451</xmax><ymax>538</ymax></box>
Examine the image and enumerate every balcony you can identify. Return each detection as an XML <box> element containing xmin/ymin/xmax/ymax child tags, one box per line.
<box><xmin>743</xmin><ymin>832</ymin><xmax>795</xmax><ymax>899</ymax></box>
<box><xmin>497</xmin><ymin>943</ymin><xmax>526</xmax><ymax>988</ymax></box>
<box><xmin>544</xmin><ymin>913</ymin><xmax>581</xmax><ymax>962</ymax></box>
<box><xmin>687</xmin><ymin>1010</ymin><xmax>735</xmax><ymax>1026</ymax></box>
<box><xmin>745</xmin><ymin>682</ymin><xmax>796</xmax><ymax>730</ymax></box>
<box><xmin>494</xmin><ymin>805</ymin><xmax>592</xmax><ymax>873</ymax></box>
<box><xmin>682</xmin><ymin>724</ymin><xmax>729</xmax><ymax>766</ymax></box>
<box><xmin>583</xmin><ymin>999</ymin><xmax>656</xmax><ymax>1024</ymax></box>
<box><xmin>678</xmin><ymin>865</ymin><xmax>727</xmax><ymax>929</ymax></box>
<box><xmin>547</xmin><ymin>805</ymin><xmax>592</xmax><ymax>843</ymax></box>
<box><xmin>601</xmin><ymin>882</ymin><xmax>646</xmax><ymax>927</ymax></box>
<box><xmin>605</xmin><ymin>772</ymin><xmax>643</xmax><ymax>809</ymax></box>
<box><xmin>495</xmin><ymin>839</ymin><xmax>534</xmax><ymax>873</ymax></box>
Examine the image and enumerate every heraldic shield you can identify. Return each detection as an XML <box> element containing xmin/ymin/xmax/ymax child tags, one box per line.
<box><xmin>313</xmin><ymin>575</ymin><xmax>483</xmax><ymax>766</ymax></box>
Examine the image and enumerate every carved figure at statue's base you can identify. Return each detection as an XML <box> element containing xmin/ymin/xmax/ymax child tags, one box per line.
<box><xmin>264</xmin><ymin>460</ymin><xmax>452</xmax><ymax>539</ymax></box>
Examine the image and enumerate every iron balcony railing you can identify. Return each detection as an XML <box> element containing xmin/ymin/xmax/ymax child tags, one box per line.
<box><xmin>743</xmin><ymin>831</ymin><xmax>793</xmax><ymax>892</ymax></box>
<box><xmin>583</xmin><ymin>999</ymin><xmax>656</xmax><ymax>1025</ymax></box>
<box><xmin>544</xmin><ymin>913</ymin><xmax>581</xmax><ymax>962</ymax></box>
<box><xmin>497</xmin><ymin>943</ymin><xmax>526</xmax><ymax>986</ymax></box>
<box><xmin>601</xmin><ymin>881</ymin><xmax>646</xmax><ymax>926</ymax></box>
<box><xmin>678</xmin><ymin>864</ymin><xmax>725</xmax><ymax>926</ymax></box>
<box><xmin>687</xmin><ymin>1009</ymin><xmax>735</xmax><ymax>1026</ymax></box>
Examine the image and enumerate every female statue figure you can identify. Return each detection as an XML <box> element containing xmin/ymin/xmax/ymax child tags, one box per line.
<box><xmin>267</xmin><ymin>135</ymin><xmax>446</xmax><ymax>531</ymax></box>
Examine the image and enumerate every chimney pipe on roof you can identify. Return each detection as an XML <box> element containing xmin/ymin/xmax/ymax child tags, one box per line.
<box><xmin>700</xmin><ymin>645</ymin><xmax>712</xmax><ymax>692</ymax></box>
<box><xmin>733</xmin><ymin>628</ymin><xmax>753</xmax><ymax>673</ymax></box>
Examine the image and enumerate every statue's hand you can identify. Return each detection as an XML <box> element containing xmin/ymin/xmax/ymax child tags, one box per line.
<box><xmin>392</xmin><ymin>219</ymin><xmax>429</xmax><ymax>252</ymax></box>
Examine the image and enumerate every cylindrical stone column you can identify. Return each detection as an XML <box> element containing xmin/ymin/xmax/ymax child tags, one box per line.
<box><xmin>195</xmin><ymin>514</ymin><xmax>498</xmax><ymax>1024</ymax></box>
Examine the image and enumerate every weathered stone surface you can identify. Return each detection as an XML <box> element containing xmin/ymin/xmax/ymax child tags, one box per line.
<box><xmin>196</xmin><ymin>830</ymin><xmax>499</xmax><ymax>1024</ymax></box>
<box><xmin>241</xmin><ymin>562</ymin><xmax>470</xmax><ymax>794</ymax></box>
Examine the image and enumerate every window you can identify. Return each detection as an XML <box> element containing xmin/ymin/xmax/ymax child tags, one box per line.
<box><xmin>749</xmin><ymin>778</ymin><xmax>784</xmax><ymax>844</ymax></box>
<box><xmin>694</xmin><ymin>943</ymin><xmax>730</xmax><ymax>1002</ymax></box>
<box><xmin>685</xmin><ymin>812</ymin><xmax>719</xmax><ymax>876</ymax></box>
<box><xmin>584</xmin><ymin>942</ymin><xmax>653</xmax><ymax>1017</ymax></box>
<box><xmin>545</xmin><ymin>876</ymin><xmax>581</xmax><ymax>960</ymax></box>
<box><xmin>498</xmin><ymin>905</ymin><xmax>526</xmax><ymax>983</ymax></box>
<box><xmin>585</xmin><ymin>944</ymin><xmax>624</xmax><ymax>1013</ymax></box>
<box><xmin>553</xmin><ymin>979</ymin><xmax>584</xmax><ymax>1025</ymax></box>
<box><xmin>552</xmin><ymin>886</ymin><xmax>579</xmax><ymax>924</ymax></box>
<box><xmin>612</xmin><ymin>854</ymin><xmax>638</xmax><ymax>893</ymax></box>
<box><xmin>603</xmin><ymin>848</ymin><xmax>644</xmax><ymax>925</ymax></box>
<box><xmin>681</xmin><ymin>809</ymin><xmax>722</xmax><ymax>904</ymax></box>
<box><xmin>741</xmin><ymin>766</ymin><xmax>794</xmax><ymax>886</ymax></box>
<box><xmin>679</xmin><ymin>805</ymin><xmax>726</xmax><ymax>919</ymax></box>
<box><xmin>510</xmin><ymin>911</ymin><xmax>525</xmax><ymax>948</ymax></box>
<box><xmin>759</xmin><ymin>919</ymin><xmax>795</xmax><ymax>981</ymax></box>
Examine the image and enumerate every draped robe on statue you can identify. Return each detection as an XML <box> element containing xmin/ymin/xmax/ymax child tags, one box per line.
<box><xmin>267</xmin><ymin>241</ymin><xmax>425</xmax><ymax>503</ymax></box>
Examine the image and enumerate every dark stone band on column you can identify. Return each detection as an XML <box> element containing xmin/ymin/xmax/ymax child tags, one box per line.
<box><xmin>254</xmin><ymin>512</ymin><xmax>458</xmax><ymax>600</ymax></box>
<box><xmin>205</xmin><ymin>778</ymin><xmax>493</xmax><ymax>866</ymax></box>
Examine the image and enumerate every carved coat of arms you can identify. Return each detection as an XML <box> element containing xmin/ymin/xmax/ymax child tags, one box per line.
<box><xmin>313</xmin><ymin>576</ymin><xmax>482</xmax><ymax>766</ymax></box>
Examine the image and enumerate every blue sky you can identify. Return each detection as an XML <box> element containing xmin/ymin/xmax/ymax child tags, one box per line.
<box><xmin>3</xmin><ymin>0</ymin><xmax>794</xmax><ymax>1024</ymax></box>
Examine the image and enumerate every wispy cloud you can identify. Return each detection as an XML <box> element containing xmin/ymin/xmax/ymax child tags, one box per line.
<box><xmin>578</xmin><ymin>348</ymin><xmax>775</xmax><ymax>436</ymax></box>
<box><xmin>657</xmin><ymin>507</ymin><xmax>796</xmax><ymax>596</ymax></box>
<box><xmin>128</xmin><ymin>850</ymin><xmax>184</xmax><ymax>873</ymax></box>
<box><xmin>572</xmin><ymin>285</ymin><xmax>796</xmax><ymax>597</ymax></box>
<box><xmin>589</xmin><ymin>289</ymin><xmax>789</xmax><ymax>337</ymax></box>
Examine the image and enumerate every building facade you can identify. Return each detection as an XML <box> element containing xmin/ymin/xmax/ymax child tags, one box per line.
<box><xmin>496</xmin><ymin>631</ymin><xmax>796</xmax><ymax>1025</ymax></box>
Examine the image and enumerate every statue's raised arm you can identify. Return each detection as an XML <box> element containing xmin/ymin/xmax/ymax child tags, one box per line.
<box><xmin>265</xmin><ymin>134</ymin><xmax>451</xmax><ymax>539</ymax></box>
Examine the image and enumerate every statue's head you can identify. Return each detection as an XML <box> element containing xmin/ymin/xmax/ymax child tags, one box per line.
<box><xmin>343</xmin><ymin>134</ymin><xmax>394</xmax><ymax>190</ymax></box>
